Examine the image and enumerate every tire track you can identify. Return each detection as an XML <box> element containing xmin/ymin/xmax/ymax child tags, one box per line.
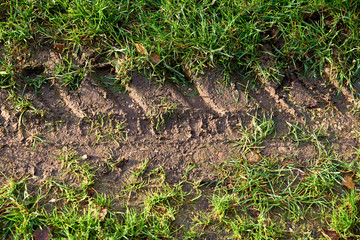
<box><xmin>3</xmin><ymin>62</ymin><xmax>360</xmax><ymax>186</ymax></box>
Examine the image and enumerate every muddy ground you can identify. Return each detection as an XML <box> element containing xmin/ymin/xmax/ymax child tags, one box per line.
<box><xmin>1</xmin><ymin>44</ymin><xmax>360</xmax><ymax>236</ymax></box>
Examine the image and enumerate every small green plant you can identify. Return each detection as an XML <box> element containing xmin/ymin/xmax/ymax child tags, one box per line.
<box><xmin>29</xmin><ymin>131</ymin><xmax>47</xmax><ymax>151</ymax></box>
<box><xmin>233</xmin><ymin>113</ymin><xmax>274</xmax><ymax>152</ymax></box>
<box><xmin>22</xmin><ymin>74</ymin><xmax>48</xmax><ymax>96</ymax></box>
<box><xmin>350</xmin><ymin>99</ymin><xmax>360</xmax><ymax>117</ymax></box>
<box><xmin>146</xmin><ymin>98</ymin><xmax>179</xmax><ymax>132</ymax></box>
<box><xmin>52</xmin><ymin>55</ymin><xmax>88</xmax><ymax>91</ymax></box>
<box><xmin>211</xmin><ymin>190</ymin><xmax>236</xmax><ymax>221</ymax></box>
<box><xmin>143</xmin><ymin>184</ymin><xmax>184</xmax><ymax>214</ymax></box>
<box><xmin>0</xmin><ymin>56</ymin><xmax>16</xmax><ymax>89</ymax></box>
<box><xmin>329</xmin><ymin>190</ymin><xmax>360</xmax><ymax>238</ymax></box>
<box><xmin>286</xmin><ymin>121</ymin><xmax>329</xmax><ymax>157</ymax></box>
<box><xmin>56</xmin><ymin>146</ymin><xmax>96</xmax><ymax>189</ymax></box>
<box><xmin>86</xmin><ymin>113</ymin><xmax>127</xmax><ymax>146</ymax></box>
<box><xmin>122</xmin><ymin>158</ymin><xmax>150</xmax><ymax>194</ymax></box>
<box><xmin>286</xmin><ymin>122</ymin><xmax>328</xmax><ymax>145</ymax></box>
<box><xmin>254</xmin><ymin>59</ymin><xmax>286</xmax><ymax>84</ymax></box>
<box><xmin>7</xmin><ymin>91</ymin><xmax>45</xmax><ymax>128</ymax></box>
<box><xmin>0</xmin><ymin>178</ymin><xmax>46</xmax><ymax>239</ymax></box>
<box><xmin>100</xmin><ymin>149</ymin><xmax>126</xmax><ymax>174</ymax></box>
<box><xmin>57</xmin><ymin>146</ymin><xmax>79</xmax><ymax>170</ymax></box>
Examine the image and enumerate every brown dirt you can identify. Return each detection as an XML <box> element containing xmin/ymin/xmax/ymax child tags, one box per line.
<box><xmin>1</xmin><ymin>45</ymin><xmax>360</xmax><ymax>236</ymax></box>
<box><xmin>1</xmin><ymin>49</ymin><xmax>359</xmax><ymax>181</ymax></box>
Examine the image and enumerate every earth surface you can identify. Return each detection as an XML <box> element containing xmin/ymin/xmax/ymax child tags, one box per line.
<box><xmin>1</xmin><ymin>43</ymin><xmax>359</xmax><ymax>238</ymax></box>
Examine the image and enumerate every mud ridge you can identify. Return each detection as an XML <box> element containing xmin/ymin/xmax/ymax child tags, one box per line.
<box><xmin>0</xmin><ymin>65</ymin><xmax>359</xmax><ymax>193</ymax></box>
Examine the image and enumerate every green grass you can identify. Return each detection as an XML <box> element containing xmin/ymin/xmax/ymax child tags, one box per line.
<box><xmin>85</xmin><ymin>113</ymin><xmax>128</xmax><ymax>146</ymax></box>
<box><xmin>1</xmin><ymin>0</ymin><xmax>360</xmax><ymax>92</ymax></box>
<box><xmin>51</xmin><ymin>53</ymin><xmax>89</xmax><ymax>91</ymax></box>
<box><xmin>6</xmin><ymin>89</ymin><xmax>45</xmax><ymax>129</ymax></box>
<box><xmin>147</xmin><ymin>97</ymin><xmax>179</xmax><ymax>132</ymax></box>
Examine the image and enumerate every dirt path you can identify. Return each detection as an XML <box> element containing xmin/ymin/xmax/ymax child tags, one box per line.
<box><xmin>1</xmin><ymin>49</ymin><xmax>359</xmax><ymax>204</ymax></box>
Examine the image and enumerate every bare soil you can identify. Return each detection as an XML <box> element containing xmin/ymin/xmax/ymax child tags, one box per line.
<box><xmin>1</xmin><ymin>44</ymin><xmax>359</xmax><ymax>220</ymax></box>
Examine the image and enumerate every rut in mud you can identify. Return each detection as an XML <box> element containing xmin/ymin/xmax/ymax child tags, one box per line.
<box><xmin>0</xmin><ymin>46</ymin><xmax>359</xmax><ymax>203</ymax></box>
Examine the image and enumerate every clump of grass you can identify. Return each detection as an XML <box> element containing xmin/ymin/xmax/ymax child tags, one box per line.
<box><xmin>234</xmin><ymin>114</ymin><xmax>274</xmax><ymax>148</ymax></box>
<box><xmin>194</xmin><ymin>113</ymin><xmax>360</xmax><ymax>238</ymax></box>
<box><xmin>56</xmin><ymin>147</ymin><xmax>96</xmax><ymax>191</ymax></box>
<box><xmin>329</xmin><ymin>190</ymin><xmax>360</xmax><ymax>238</ymax></box>
<box><xmin>0</xmin><ymin>178</ymin><xmax>46</xmax><ymax>239</ymax></box>
<box><xmin>1</xmin><ymin>0</ymin><xmax>359</xmax><ymax>92</ymax></box>
<box><xmin>146</xmin><ymin>97</ymin><xmax>179</xmax><ymax>132</ymax></box>
<box><xmin>122</xmin><ymin>158</ymin><xmax>151</xmax><ymax>193</ymax></box>
<box><xmin>0</xmin><ymin>56</ymin><xmax>17</xmax><ymax>90</ymax></box>
<box><xmin>7</xmin><ymin>90</ymin><xmax>45</xmax><ymax>129</ymax></box>
<box><xmin>86</xmin><ymin>113</ymin><xmax>128</xmax><ymax>146</ymax></box>
<box><xmin>52</xmin><ymin>55</ymin><xmax>88</xmax><ymax>91</ymax></box>
<box><xmin>29</xmin><ymin>131</ymin><xmax>47</xmax><ymax>151</ymax></box>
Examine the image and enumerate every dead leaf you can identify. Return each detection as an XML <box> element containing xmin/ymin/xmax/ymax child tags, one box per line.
<box><xmin>342</xmin><ymin>174</ymin><xmax>355</xmax><ymax>189</ymax></box>
<box><xmin>33</xmin><ymin>227</ymin><xmax>52</xmax><ymax>240</ymax></box>
<box><xmin>54</xmin><ymin>43</ymin><xmax>65</xmax><ymax>51</ymax></box>
<box><xmin>247</xmin><ymin>208</ymin><xmax>260</xmax><ymax>218</ymax></box>
<box><xmin>245</xmin><ymin>151</ymin><xmax>262</xmax><ymax>164</ymax></box>
<box><xmin>134</xmin><ymin>43</ymin><xmax>148</xmax><ymax>55</ymax></box>
<box><xmin>93</xmin><ymin>206</ymin><xmax>108</xmax><ymax>221</ymax></box>
<box><xmin>115</xmin><ymin>57</ymin><xmax>128</xmax><ymax>75</ymax></box>
<box><xmin>322</xmin><ymin>229</ymin><xmax>340</xmax><ymax>240</ymax></box>
<box><xmin>98</xmin><ymin>207</ymin><xmax>108</xmax><ymax>221</ymax></box>
<box><xmin>150</xmin><ymin>53</ymin><xmax>161</xmax><ymax>64</ymax></box>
